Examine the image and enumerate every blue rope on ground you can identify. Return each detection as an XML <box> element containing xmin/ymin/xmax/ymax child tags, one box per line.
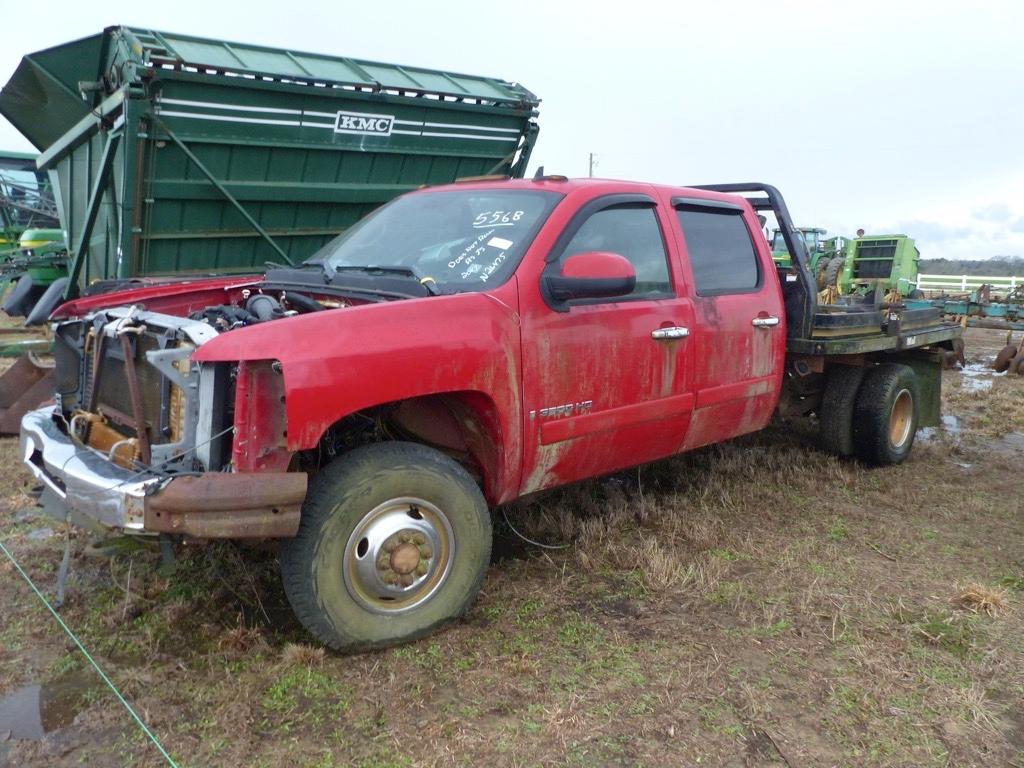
<box><xmin>0</xmin><ymin>537</ymin><xmax>179</xmax><ymax>767</ymax></box>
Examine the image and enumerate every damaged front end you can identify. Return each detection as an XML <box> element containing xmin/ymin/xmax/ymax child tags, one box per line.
<box><xmin>20</xmin><ymin>304</ymin><xmax>306</xmax><ymax>538</ymax></box>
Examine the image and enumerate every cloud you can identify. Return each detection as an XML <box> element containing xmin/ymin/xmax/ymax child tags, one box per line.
<box><xmin>972</xmin><ymin>203</ymin><xmax>1013</xmax><ymax>222</ymax></box>
<box><xmin>895</xmin><ymin>220</ymin><xmax>975</xmax><ymax>243</ymax></box>
<box><xmin>1010</xmin><ymin>217</ymin><xmax>1024</xmax><ymax>233</ymax></box>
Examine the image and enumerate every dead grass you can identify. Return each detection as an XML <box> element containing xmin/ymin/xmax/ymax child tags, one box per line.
<box><xmin>952</xmin><ymin>583</ymin><xmax>1010</xmax><ymax>617</ymax></box>
<box><xmin>0</xmin><ymin>327</ymin><xmax>1022</xmax><ymax>767</ymax></box>
<box><xmin>217</xmin><ymin>615</ymin><xmax>266</xmax><ymax>653</ymax></box>
<box><xmin>280</xmin><ymin>642</ymin><xmax>325</xmax><ymax>667</ymax></box>
<box><xmin>958</xmin><ymin>682</ymin><xmax>1002</xmax><ymax>734</ymax></box>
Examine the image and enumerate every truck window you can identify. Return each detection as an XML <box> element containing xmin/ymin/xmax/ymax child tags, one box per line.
<box><xmin>676</xmin><ymin>208</ymin><xmax>761</xmax><ymax>295</ymax></box>
<box><xmin>771</xmin><ymin>231</ymin><xmax>788</xmax><ymax>252</ymax></box>
<box><xmin>559</xmin><ymin>204</ymin><xmax>672</xmax><ymax>298</ymax></box>
<box><xmin>308</xmin><ymin>189</ymin><xmax>563</xmax><ymax>292</ymax></box>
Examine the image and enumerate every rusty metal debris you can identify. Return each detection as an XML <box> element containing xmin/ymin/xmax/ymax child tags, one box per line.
<box><xmin>144</xmin><ymin>472</ymin><xmax>307</xmax><ymax>539</ymax></box>
<box><xmin>993</xmin><ymin>331</ymin><xmax>1024</xmax><ymax>375</ymax></box>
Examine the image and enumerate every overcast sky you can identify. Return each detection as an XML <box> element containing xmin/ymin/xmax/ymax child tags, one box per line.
<box><xmin>3</xmin><ymin>0</ymin><xmax>1022</xmax><ymax>262</ymax></box>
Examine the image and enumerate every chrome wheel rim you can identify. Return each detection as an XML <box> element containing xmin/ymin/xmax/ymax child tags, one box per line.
<box><xmin>343</xmin><ymin>497</ymin><xmax>454</xmax><ymax>614</ymax></box>
<box><xmin>889</xmin><ymin>389</ymin><xmax>913</xmax><ymax>448</ymax></box>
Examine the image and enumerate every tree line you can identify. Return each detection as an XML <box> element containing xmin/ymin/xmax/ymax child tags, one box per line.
<box><xmin>919</xmin><ymin>257</ymin><xmax>1024</xmax><ymax>276</ymax></box>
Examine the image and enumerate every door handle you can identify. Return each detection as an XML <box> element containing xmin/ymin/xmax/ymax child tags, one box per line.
<box><xmin>651</xmin><ymin>326</ymin><xmax>690</xmax><ymax>340</ymax></box>
<box><xmin>752</xmin><ymin>316</ymin><xmax>780</xmax><ymax>328</ymax></box>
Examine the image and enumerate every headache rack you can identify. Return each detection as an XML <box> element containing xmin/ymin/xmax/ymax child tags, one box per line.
<box><xmin>690</xmin><ymin>183</ymin><xmax>961</xmax><ymax>356</ymax></box>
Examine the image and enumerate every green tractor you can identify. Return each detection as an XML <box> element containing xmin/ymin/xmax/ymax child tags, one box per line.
<box><xmin>771</xmin><ymin>226</ymin><xmax>921</xmax><ymax>300</ymax></box>
<box><xmin>771</xmin><ymin>227</ymin><xmax>850</xmax><ymax>291</ymax></box>
<box><xmin>0</xmin><ymin>151</ymin><xmax>67</xmax><ymax>317</ymax></box>
<box><xmin>1</xmin><ymin>227</ymin><xmax>67</xmax><ymax>317</ymax></box>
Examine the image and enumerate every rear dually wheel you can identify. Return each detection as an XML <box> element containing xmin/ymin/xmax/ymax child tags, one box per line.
<box><xmin>851</xmin><ymin>363</ymin><xmax>919</xmax><ymax>466</ymax></box>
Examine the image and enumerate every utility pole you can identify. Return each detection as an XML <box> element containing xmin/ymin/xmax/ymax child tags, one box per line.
<box><xmin>588</xmin><ymin>153</ymin><xmax>597</xmax><ymax>178</ymax></box>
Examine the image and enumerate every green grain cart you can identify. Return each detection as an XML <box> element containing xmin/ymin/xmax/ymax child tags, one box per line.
<box><xmin>1</xmin><ymin>26</ymin><xmax>540</xmax><ymax>294</ymax></box>
<box><xmin>0</xmin><ymin>25</ymin><xmax>541</xmax><ymax>430</ymax></box>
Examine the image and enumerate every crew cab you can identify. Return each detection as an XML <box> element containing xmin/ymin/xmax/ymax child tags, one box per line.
<box><xmin>20</xmin><ymin>178</ymin><xmax>961</xmax><ymax>651</ymax></box>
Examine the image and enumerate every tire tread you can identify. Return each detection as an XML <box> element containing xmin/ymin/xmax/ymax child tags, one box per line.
<box><xmin>851</xmin><ymin>363</ymin><xmax>918</xmax><ymax>466</ymax></box>
<box><xmin>819</xmin><ymin>365</ymin><xmax>865</xmax><ymax>457</ymax></box>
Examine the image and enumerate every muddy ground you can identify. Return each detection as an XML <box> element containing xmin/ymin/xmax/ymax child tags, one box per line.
<box><xmin>0</xmin><ymin>326</ymin><xmax>1022</xmax><ymax>767</ymax></box>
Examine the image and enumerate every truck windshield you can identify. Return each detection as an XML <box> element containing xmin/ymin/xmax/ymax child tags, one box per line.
<box><xmin>307</xmin><ymin>189</ymin><xmax>563</xmax><ymax>291</ymax></box>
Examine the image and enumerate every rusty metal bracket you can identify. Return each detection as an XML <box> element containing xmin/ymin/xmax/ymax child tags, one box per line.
<box><xmin>144</xmin><ymin>472</ymin><xmax>307</xmax><ymax>538</ymax></box>
<box><xmin>119</xmin><ymin>332</ymin><xmax>151</xmax><ymax>465</ymax></box>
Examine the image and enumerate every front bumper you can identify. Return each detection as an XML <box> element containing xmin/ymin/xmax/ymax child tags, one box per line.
<box><xmin>21</xmin><ymin>406</ymin><xmax>158</xmax><ymax>531</ymax></box>
<box><xmin>20</xmin><ymin>407</ymin><xmax>306</xmax><ymax>538</ymax></box>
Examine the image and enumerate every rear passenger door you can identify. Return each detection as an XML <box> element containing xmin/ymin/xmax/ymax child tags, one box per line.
<box><xmin>669</xmin><ymin>196</ymin><xmax>786</xmax><ymax>450</ymax></box>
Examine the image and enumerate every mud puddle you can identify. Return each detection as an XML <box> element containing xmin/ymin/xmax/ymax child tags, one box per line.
<box><xmin>0</xmin><ymin>671</ymin><xmax>98</xmax><ymax>742</ymax></box>
<box><xmin>958</xmin><ymin>362</ymin><xmax>1003</xmax><ymax>392</ymax></box>
<box><xmin>918</xmin><ymin>414</ymin><xmax>961</xmax><ymax>443</ymax></box>
<box><xmin>996</xmin><ymin>432</ymin><xmax>1024</xmax><ymax>451</ymax></box>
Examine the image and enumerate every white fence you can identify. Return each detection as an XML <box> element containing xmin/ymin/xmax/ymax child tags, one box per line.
<box><xmin>915</xmin><ymin>273</ymin><xmax>1022</xmax><ymax>294</ymax></box>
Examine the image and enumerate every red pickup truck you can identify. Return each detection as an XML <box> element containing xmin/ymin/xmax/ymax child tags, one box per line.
<box><xmin>21</xmin><ymin>177</ymin><xmax>960</xmax><ymax>650</ymax></box>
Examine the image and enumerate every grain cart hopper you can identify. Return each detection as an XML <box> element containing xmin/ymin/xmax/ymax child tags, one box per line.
<box><xmin>0</xmin><ymin>25</ymin><xmax>540</xmax><ymax>431</ymax></box>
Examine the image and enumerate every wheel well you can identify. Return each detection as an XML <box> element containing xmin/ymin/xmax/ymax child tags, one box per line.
<box><xmin>305</xmin><ymin>391</ymin><xmax>506</xmax><ymax>503</ymax></box>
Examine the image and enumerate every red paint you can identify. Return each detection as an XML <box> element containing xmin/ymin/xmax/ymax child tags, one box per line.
<box><xmin>559</xmin><ymin>251</ymin><xmax>634</xmax><ymax>279</ymax></box>
<box><xmin>539</xmin><ymin>392</ymin><xmax>696</xmax><ymax>445</ymax></box>
<box><xmin>52</xmin><ymin>276</ymin><xmax>261</xmax><ymax>320</ymax></box>
<box><xmin>63</xmin><ymin>178</ymin><xmax>787</xmax><ymax>506</ymax></box>
<box><xmin>232</xmin><ymin>361</ymin><xmax>291</xmax><ymax>473</ymax></box>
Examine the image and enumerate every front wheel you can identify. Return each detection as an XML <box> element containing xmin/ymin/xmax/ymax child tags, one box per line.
<box><xmin>851</xmin><ymin>363</ymin><xmax>919</xmax><ymax>466</ymax></box>
<box><xmin>280</xmin><ymin>442</ymin><xmax>492</xmax><ymax>652</ymax></box>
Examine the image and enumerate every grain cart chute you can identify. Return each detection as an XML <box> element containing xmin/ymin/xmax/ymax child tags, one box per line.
<box><xmin>0</xmin><ymin>25</ymin><xmax>541</xmax><ymax>431</ymax></box>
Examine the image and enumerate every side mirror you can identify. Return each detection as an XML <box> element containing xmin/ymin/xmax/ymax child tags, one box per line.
<box><xmin>542</xmin><ymin>251</ymin><xmax>636</xmax><ymax>303</ymax></box>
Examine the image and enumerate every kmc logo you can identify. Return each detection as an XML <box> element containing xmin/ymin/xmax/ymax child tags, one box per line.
<box><xmin>333</xmin><ymin>111</ymin><xmax>395</xmax><ymax>137</ymax></box>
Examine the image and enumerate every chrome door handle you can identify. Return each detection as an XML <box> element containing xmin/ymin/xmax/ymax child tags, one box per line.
<box><xmin>752</xmin><ymin>316</ymin><xmax>780</xmax><ymax>328</ymax></box>
<box><xmin>651</xmin><ymin>326</ymin><xmax>690</xmax><ymax>340</ymax></box>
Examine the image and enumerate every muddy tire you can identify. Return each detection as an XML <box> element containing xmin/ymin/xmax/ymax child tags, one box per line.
<box><xmin>824</xmin><ymin>256</ymin><xmax>845</xmax><ymax>289</ymax></box>
<box><xmin>280</xmin><ymin>442</ymin><xmax>491</xmax><ymax>652</ymax></box>
<box><xmin>818</xmin><ymin>365</ymin><xmax>865</xmax><ymax>458</ymax></box>
<box><xmin>852</xmin><ymin>363</ymin><xmax>919</xmax><ymax>466</ymax></box>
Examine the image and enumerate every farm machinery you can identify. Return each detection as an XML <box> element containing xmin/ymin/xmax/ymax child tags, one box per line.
<box><xmin>906</xmin><ymin>283</ymin><xmax>1024</xmax><ymax>374</ymax></box>
<box><xmin>0</xmin><ymin>150</ymin><xmax>66</xmax><ymax>315</ymax></box>
<box><xmin>771</xmin><ymin>227</ymin><xmax>921</xmax><ymax>302</ymax></box>
<box><xmin>0</xmin><ymin>151</ymin><xmax>65</xmax><ymax>433</ymax></box>
<box><xmin>0</xmin><ymin>25</ymin><xmax>542</xmax><ymax>432</ymax></box>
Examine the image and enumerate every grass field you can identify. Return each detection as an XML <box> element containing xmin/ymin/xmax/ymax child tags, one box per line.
<box><xmin>0</xmin><ymin>327</ymin><xmax>1022</xmax><ymax>767</ymax></box>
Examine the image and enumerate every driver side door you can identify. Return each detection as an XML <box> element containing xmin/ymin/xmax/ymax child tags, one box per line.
<box><xmin>518</xmin><ymin>193</ymin><xmax>696</xmax><ymax>494</ymax></box>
